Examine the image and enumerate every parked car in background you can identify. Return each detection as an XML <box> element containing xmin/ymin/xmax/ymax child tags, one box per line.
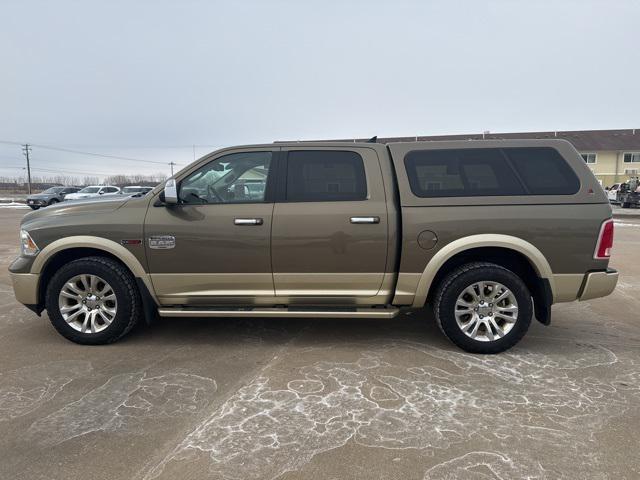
<box><xmin>26</xmin><ymin>186</ymin><xmax>81</xmax><ymax>210</ymax></box>
<box><xmin>607</xmin><ymin>183</ymin><xmax>621</xmax><ymax>203</ymax></box>
<box><xmin>64</xmin><ymin>185</ymin><xmax>120</xmax><ymax>200</ymax></box>
<box><xmin>120</xmin><ymin>186</ymin><xmax>154</xmax><ymax>195</ymax></box>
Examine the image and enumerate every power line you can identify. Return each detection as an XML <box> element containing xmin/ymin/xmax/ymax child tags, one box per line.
<box><xmin>1</xmin><ymin>164</ymin><xmax>124</xmax><ymax>177</ymax></box>
<box><xmin>0</xmin><ymin>140</ymin><xmax>184</xmax><ymax>167</ymax></box>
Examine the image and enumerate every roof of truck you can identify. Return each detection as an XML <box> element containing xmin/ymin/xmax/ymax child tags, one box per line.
<box><xmin>283</xmin><ymin>128</ymin><xmax>640</xmax><ymax>151</ymax></box>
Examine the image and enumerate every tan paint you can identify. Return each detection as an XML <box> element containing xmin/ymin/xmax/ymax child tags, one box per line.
<box><xmin>30</xmin><ymin>235</ymin><xmax>158</xmax><ymax>303</ymax></box>
<box><xmin>153</xmin><ymin>272</ymin><xmax>396</xmax><ymax>306</ymax></box>
<box><xmin>9</xmin><ymin>273</ymin><xmax>39</xmax><ymax>305</ymax></box>
<box><xmin>392</xmin><ymin>273</ymin><xmax>421</xmax><ymax>305</ymax></box>
<box><xmin>152</xmin><ymin>273</ymin><xmax>275</xmax><ymax>299</ymax></box>
<box><xmin>579</xmin><ymin>270</ymin><xmax>618</xmax><ymax>301</ymax></box>
<box><xmin>410</xmin><ymin>234</ymin><xmax>554</xmax><ymax>308</ymax></box>
<box><xmin>552</xmin><ymin>274</ymin><xmax>585</xmax><ymax>302</ymax></box>
<box><xmin>273</xmin><ymin>273</ymin><xmax>386</xmax><ymax>296</ymax></box>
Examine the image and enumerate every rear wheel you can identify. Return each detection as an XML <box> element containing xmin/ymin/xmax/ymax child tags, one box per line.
<box><xmin>433</xmin><ymin>262</ymin><xmax>532</xmax><ymax>354</ymax></box>
<box><xmin>29</xmin><ymin>206</ymin><xmax>39</xmax><ymax>210</ymax></box>
<box><xmin>621</xmin><ymin>201</ymin><xmax>630</xmax><ymax>208</ymax></box>
<box><xmin>45</xmin><ymin>256</ymin><xmax>141</xmax><ymax>344</ymax></box>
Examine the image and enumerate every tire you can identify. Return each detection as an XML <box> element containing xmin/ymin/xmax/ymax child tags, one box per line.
<box><xmin>433</xmin><ymin>262</ymin><xmax>532</xmax><ymax>354</ymax></box>
<box><xmin>621</xmin><ymin>202</ymin><xmax>630</xmax><ymax>208</ymax></box>
<box><xmin>45</xmin><ymin>256</ymin><xmax>141</xmax><ymax>345</ymax></box>
<box><xmin>48</xmin><ymin>198</ymin><xmax>59</xmax><ymax>206</ymax></box>
<box><xmin>29</xmin><ymin>206</ymin><xmax>39</xmax><ymax>210</ymax></box>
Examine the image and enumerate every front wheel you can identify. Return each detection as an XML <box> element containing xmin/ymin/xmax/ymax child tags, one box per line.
<box><xmin>29</xmin><ymin>206</ymin><xmax>39</xmax><ymax>210</ymax></box>
<box><xmin>45</xmin><ymin>256</ymin><xmax>141</xmax><ymax>344</ymax></box>
<box><xmin>433</xmin><ymin>262</ymin><xmax>532</xmax><ymax>354</ymax></box>
<box><xmin>48</xmin><ymin>198</ymin><xmax>59</xmax><ymax>206</ymax></box>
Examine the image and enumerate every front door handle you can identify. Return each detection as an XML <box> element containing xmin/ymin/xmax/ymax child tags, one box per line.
<box><xmin>234</xmin><ymin>218</ymin><xmax>264</xmax><ymax>226</ymax></box>
<box><xmin>350</xmin><ymin>216</ymin><xmax>380</xmax><ymax>224</ymax></box>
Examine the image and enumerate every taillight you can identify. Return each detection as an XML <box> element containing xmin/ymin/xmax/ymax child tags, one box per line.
<box><xmin>594</xmin><ymin>219</ymin><xmax>614</xmax><ymax>259</ymax></box>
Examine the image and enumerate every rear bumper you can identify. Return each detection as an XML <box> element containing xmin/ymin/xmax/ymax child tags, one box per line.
<box><xmin>579</xmin><ymin>269</ymin><xmax>618</xmax><ymax>301</ymax></box>
<box><xmin>9</xmin><ymin>272</ymin><xmax>39</xmax><ymax>305</ymax></box>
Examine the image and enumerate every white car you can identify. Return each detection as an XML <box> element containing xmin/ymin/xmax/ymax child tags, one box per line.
<box><xmin>607</xmin><ymin>183</ymin><xmax>621</xmax><ymax>203</ymax></box>
<box><xmin>64</xmin><ymin>185</ymin><xmax>121</xmax><ymax>200</ymax></box>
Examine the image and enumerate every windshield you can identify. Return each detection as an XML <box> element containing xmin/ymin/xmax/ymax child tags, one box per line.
<box><xmin>41</xmin><ymin>187</ymin><xmax>63</xmax><ymax>194</ymax></box>
<box><xmin>79</xmin><ymin>187</ymin><xmax>100</xmax><ymax>193</ymax></box>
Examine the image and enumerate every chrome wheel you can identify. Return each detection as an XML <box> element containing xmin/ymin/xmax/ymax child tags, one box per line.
<box><xmin>454</xmin><ymin>281</ymin><xmax>518</xmax><ymax>342</ymax></box>
<box><xmin>58</xmin><ymin>274</ymin><xmax>117</xmax><ymax>333</ymax></box>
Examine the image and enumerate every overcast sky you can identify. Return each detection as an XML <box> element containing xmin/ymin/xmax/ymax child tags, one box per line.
<box><xmin>1</xmin><ymin>0</ymin><xmax>639</xmax><ymax>179</ymax></box>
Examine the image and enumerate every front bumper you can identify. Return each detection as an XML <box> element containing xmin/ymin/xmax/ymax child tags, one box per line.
<box><xmin>9</xmin><ymin>272</ymin><xmax>39</xmax><ymax>306</ymax></box>
<box><xmin>579</xmin><ymin>269</ymin><xmax>618</xmax><ymax>301</ymax></box>
<box><xmin>26</xmin><ymin>199</ymin><xmax>47</xmax><ymax>206</ymax></box>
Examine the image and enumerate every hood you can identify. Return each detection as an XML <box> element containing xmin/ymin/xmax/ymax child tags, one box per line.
<box><xmin>22</xmin><ymin>195</ymin><xmax>129</xmax><ymax>224</ymax></box>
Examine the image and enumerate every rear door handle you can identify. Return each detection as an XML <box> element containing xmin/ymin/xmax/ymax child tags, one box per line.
<box><xmin>234</xmin><ymin>218</ymin><xmax>264</xmax><ymax>226</ymax></box>
<box><xmin>350</xmin><ymin>216</ymin><xmax>380</xmax><ymax>224</ymax></box>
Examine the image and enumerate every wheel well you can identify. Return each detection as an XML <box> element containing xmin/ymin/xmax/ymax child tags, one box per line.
<box><xmin>427</xmin><ymin>247</ymin><xmax>551</xmax><ymax>324</ymax></box>
<box><xmin>37</xmin><ymin>248</ymin><xmax>132</xmax><ymax>306</ymax></box>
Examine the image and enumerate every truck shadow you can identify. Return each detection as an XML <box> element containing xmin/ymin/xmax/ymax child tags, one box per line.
<box><xmin>121</xmin><ymin>309</ymin><xmax>553</xmax><ymax>351</ymax></box>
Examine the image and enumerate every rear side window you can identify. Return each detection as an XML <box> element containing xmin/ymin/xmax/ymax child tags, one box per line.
<box><xmin>504</xmin><ymin>147</ymin><xmax>580</xmax><ymax>195</ymax></box>
<box><xmin>286</xmin><ymin>150</ymin><xmax>367</xmax><ymax>202</ymax></box>
<box><xmin>404</xmin><ymin>147</ymin><xmax>580</xmax><ymax>197</ymax></box>
<box><xmin>404</xmin><ymin>149</ymin><xmax>525</xmax><ymax>197</ymax></box>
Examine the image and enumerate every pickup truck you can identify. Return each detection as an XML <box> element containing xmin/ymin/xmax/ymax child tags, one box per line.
<box><xmin>9</xmin><ymin>139</ymin><xmax>618</xmax><ymax>353</ymax></box>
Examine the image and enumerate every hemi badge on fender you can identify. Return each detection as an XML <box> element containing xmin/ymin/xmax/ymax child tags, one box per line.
<box><xmin>121</xmin><ymin>239</ymin><xmax>142</xmax><ymax>246</ymax></box>
<box><xmin>149</xmin><ymin>235</ymin><xmax>176</xmax><ymax>249</ymax></box>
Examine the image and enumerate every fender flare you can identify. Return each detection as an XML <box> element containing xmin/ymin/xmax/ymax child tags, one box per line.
<box><xmin>31</xmin><ymin>235</ymin><xmax>158</xmax><ymax>303</ymax></box>
<box><xmin>411</xmin><ymin>234</ymin><xmax>555</xmax><ymax>308</ymax></box>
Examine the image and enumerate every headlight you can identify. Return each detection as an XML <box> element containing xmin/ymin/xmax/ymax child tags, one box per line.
<box><xmin>20</xmin><ymin>230</ymin><xmax>40</xmax><ymax>256</ymax></box>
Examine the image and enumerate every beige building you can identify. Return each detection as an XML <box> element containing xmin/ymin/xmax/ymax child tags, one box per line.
<box><xmin>329</xmin><ymin>129</ymin><xmax>640</xmax><ymax>187</ymax></box>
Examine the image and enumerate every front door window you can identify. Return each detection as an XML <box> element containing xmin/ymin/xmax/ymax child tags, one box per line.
<box><xmin>179</xmin><ymin>151</ymin><xmax>272</xmax><ymax>204</ymax></box>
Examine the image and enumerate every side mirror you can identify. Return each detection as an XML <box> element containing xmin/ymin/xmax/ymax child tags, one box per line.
<box><xmin>99</xmin><ymin>191</ymin><xmax>104</xmax><ymax>195</ymax></box>
<box><xmin>164</xmin><ymin>178</ymin><xmax>178</xmax><ymax>204</ymax></box>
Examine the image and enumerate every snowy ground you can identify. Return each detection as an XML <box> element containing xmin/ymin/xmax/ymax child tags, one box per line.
<box><xmin>0</xmin><ymin>210</ymin><xmax>638</xmax><ymax>480</ymax></box>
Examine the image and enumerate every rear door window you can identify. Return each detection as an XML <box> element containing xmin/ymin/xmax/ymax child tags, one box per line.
<box><xmin>404</xmin><ymin>148</ymin><xmax>525</xmax><ymax>197</ymax></box>
<box><xmin>285</xmin><ymin>150</ymin><xmax>367</xmax><ymax>202</ymax></box>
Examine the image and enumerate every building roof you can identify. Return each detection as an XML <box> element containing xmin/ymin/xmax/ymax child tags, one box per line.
<box><xmin>314</xmin><ymin>129</ymin><xmax>640</xmax><ymax>151</ymax></box>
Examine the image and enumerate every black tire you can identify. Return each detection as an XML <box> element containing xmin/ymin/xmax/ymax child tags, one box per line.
<box><xmin>29</xmin><ymin>206</ymin><xmax>39</xmax><ymax>210</ymax></box>
<box><xmin>48</xmin><ymin>198</ymin><xmax>59</xmax><ymax>206</ymax></box>
<box><xmin>45</xmin><ymin>256</ymin><xmax>141</xmax><ymax>345</ymax></box>
<box><xmin>433</xmin><ymin>262</ymin><xmax>532</xmax><ymax>354</ymax></box>
<box><xmin>621</xmin><ymin>202</ymin><xmax>630</xmax><ymax>208</ymax></box>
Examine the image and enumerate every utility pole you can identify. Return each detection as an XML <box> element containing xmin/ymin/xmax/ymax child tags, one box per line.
<box><xmin>22</xmin><ymin>144</ymin><xmax>32</xmax><ymax>194</ymax></box>
<box><xmin>169</xmin><ymin>162</ymin><xmax>176</xmax><ymax>176</ymax></box>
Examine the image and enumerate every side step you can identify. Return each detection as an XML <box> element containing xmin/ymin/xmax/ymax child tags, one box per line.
<box><xmin>157</xmin><ymin>306</ymin><xmax>400</xmax><ymax>319</ymax></box>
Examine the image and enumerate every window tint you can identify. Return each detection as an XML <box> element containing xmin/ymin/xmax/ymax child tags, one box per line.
<box><xmin>104</xmin><ymin>187</ymin><xmax>118</xmax><ymax>193</ymax></box>
<box><xmin>404</xmin><ymin>149</ymin><xmax>525</xmax><ymax>197</ymax></box>
<box><xmin>286</xmin><ymin>150</ymin><xmax>367</xmax><ymax>202</ymax></box>
<box><xmin>504</xmin><ymin>147</ymin><xmax>580</xmax><ymax>195</ymax></box>
<box><xmin>179</xmin><ymin>151</ymin><xmax>272</xmax><ymax>204</ymax></box>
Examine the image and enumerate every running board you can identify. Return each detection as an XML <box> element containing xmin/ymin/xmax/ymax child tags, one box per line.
<box><xmin>157</xmin><ymin>306</ymin><xmax>400</xmax><ymax>319</ymax></box>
